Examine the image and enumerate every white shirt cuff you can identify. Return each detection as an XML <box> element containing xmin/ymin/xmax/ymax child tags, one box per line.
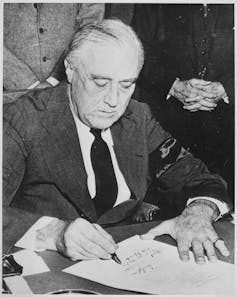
<box><xmin>222</xmin><ymin>95</ymin><xmax>229</xmax><ymax>104</ymax></box>
<box><xmin>14</xmin><ymin>216</ymin><xmax>55</xmax><ymax>251</ymax></box>
<box><xmin>27</xmin><ymin>81</ymin><xmax>40</xmax><ymax>89</ymax></box>
<box><xmin>46</xmin><ymin>76</ymin><xmax>59</xmax><ymax>86</ymax></box>
<box><xmin>187</xmin><ymin>197</ymin><xmax>229</xmax><ymax>221</ymax></box>
<box><xmin>166</xmin><ymin>78</ymin><xmax>180</xmax><ymax>100</ymax></box>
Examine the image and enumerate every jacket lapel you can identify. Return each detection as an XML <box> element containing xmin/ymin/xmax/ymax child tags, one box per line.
<box><xmin>111</xmin><ymin>108</ymin><xmax>147</xmax><ymax>202</ymax></box>
<box><xmin>39</xmin><ymin>86</ymin><xmax>97</xmax><ymax>221</ymax></box>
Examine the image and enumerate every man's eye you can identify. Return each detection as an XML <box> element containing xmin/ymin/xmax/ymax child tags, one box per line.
<box><xmin>94</xmin><ymin>79</ymin><xmax>109</xmax><ymax>87</ymax></box>
<box><xmin>120</xmin><ymin>82</ymin><xmax>135</xmax><ymax>89</ymax></box>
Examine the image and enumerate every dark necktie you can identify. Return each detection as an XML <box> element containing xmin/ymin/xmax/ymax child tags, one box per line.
<box><xmin>90</xmin><ymin>128</ymin><xmax>118</xmax><ymax>216</ymax></box>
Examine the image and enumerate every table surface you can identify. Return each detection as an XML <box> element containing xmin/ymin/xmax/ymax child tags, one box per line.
<box><xmin>16</xmin><ymin>219</ymin><xmax>235</xmax><ymax>294</ymax></box>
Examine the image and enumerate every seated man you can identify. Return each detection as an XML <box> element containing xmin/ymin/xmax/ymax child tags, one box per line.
<box><xmin>3</xmin><ymin>19</ymin><xmax>232</xmax><ymax>264</ymax></box>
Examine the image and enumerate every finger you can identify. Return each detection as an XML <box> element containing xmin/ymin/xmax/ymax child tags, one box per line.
<box><xmin>203</xmin><ymin>239</ymin><xmax>217</xmax><ymax>262</ymax></box>
<box><xmin>177</xmin><ymin>239</ymin><xmax>190</xmax><ymax>262</ymax></box>
<box><xmin>184</xmin><ymin>95</ymin><xmax>203</xmax><ymax>103</ymax></box>
<box><xmin>79</xmin><ymin>233</ymin><xmax>113</xmax><ymax>259</ymax></box>
<box><xmin>66</xmin><ymin>219</ymin><xmax>116</xmax><ymax>258</ymax></box>
<box><xmin>198</xmin><ymin>106</ymin><xmax>214</xmax><ymax>111</ymax></box>
<box><xmin>192</xmin><ymin>238</ymin><xmax>205</xmax><ymax>264</ymax></box>
<box><xmin>140</xmin><ymin>220</ymin><xmax>173</xmax><ymax>240</ymax></box>
<box><xmin>198</xmin><ymin>99</ymin><xmax>217</xmax><ymax>108</ymax></box>
<box><xmin>183</xmin><ymin>102</ymin><xmax>202</xmax><ymax>111</ymax></box>
<box><xmin>67</xmin><ymin>241</ymin><xmax>98</xmax><ymax>260</ymax></box>
<box><xmin>186</xmin><ymin>86</ymin><xmax>216</xmax><ymax>99</ymax></box>
<box><xmin>65</xmin><ymin>232</ymin><xmax>111</xmax><ymax>260</ymax></box>
<box><xmin>189</xmin><ymin>78</ymin><xmax>211</xmax><ymax>87</ymax></box>
<box><xmin>93</xmin><ymin>224</ymin><xmax>118</xmax><ymax>248</ymax></box>
<box><xmin>81</xmin><ymin>223</ymin><xmax>117</xmax><ymax>255</ymax></box>
<box><xmin>214</xmin><ymin>240</ymin><xmax>230</xmax><ymax>257</ymax></box>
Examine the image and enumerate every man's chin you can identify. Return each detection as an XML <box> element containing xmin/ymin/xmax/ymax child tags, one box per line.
<box><xmin>89</xmin><ymin>120</ymin><xmax>114</xmax><ymax>130</ymax></box>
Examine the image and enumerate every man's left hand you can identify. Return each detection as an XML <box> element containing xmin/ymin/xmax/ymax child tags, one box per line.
<box><xmin>141</xmin><ymin>203</ymin><xmax>230</xmax><ymax>264</ymax></box>
<box><xmin>189</xmin><ymin>81</ymin><xmax>226</xmax><ymax>103</ymax></box>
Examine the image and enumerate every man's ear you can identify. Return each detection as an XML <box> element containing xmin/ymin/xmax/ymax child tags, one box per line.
<box><xmin>64</xmin><ymin>59</ymin><xmax>74</xmax><ymax>83</ymax></box>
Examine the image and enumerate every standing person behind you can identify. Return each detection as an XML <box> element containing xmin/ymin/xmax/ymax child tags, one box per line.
<box><xmin>4</xmin><ymin>20</ymin><xmax>232</xmax><ymax>264</ymax></box>
<box><xmin>3</xmin><ymin>3</ymin><xmax>105</xmax><ymax>102</ymax></box>
<box><xmin>108</xmin><ymin>4</ymin><xmax>234</xmax><ymax>205</ymax></box>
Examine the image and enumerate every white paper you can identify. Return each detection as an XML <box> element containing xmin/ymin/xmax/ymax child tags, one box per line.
<box><xmin>15</xmin><ymin>216</ymin><xmax>55</xmax><ymax>251</ymax></box>
<box><xmin>64</xmin><ymin>235</ymin><xmax>234</xmax><ymax>295</ymax></box>
<box><xmin>4</xmin><ymin>276</ymin><xmax>33</xmax><ymax>294</ymax></box>
<box><xmin>13</xmin><ymin>250</ymin><xmax>50</xmax><ymax>276</ymax></box>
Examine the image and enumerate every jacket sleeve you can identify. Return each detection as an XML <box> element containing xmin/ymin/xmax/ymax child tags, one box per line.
<box><xmin>3</xmin><ymin>44</ymin><xmax>39</xmax><ymax>91</ymax></box>
<box><xmin>3</xmin><ymin>117</ymin><xmax>42</xmax><ymax>253</ymax></box>
<box><xmin>76</xmin><ymin>3</ymin><xmax>105</xmax><ymax>27</ymax></box>
<box><xmin>145</xmin><ymin>105</ymin><xmax>232</xmax><ymax>212</ymax></box>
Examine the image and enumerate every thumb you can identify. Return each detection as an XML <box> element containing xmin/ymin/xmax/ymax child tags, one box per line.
<box><xmin>189</xmin><ymin>78</ymin><xmax>211</xmax><ymax>86</ymax></box>
<box><xmin>140</xmin><ymin>219</ymin><xmax>174</xmax><ymax>240</ymax></box>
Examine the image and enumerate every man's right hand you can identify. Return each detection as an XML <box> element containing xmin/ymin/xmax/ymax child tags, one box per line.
<box><xmin>36</xmin><ymin>218</ymin><xmax>118</xmax><ymax>261</ymax></box>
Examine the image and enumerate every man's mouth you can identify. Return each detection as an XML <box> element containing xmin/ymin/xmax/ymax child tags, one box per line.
<box><xmin>99</xmin><ymin>110</ymin><xmax>117</xmax><ymax>116</ymax></box>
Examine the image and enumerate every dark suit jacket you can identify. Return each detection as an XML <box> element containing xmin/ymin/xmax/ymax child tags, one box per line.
<box><xmin>3</xmin><ymin>82</ymin><xmax>230</xmax><ymax>252</ymax></box>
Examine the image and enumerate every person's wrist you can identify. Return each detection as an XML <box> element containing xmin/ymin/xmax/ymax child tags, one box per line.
<box><xmin>169</xmin><ymin>77</ymin><xmax>180</xmax><ymax>97</ymax></box>
<box><xmin>184</xmin><ymin>199</ymin><xmax>220</xmax><ymax>222</ymax></box>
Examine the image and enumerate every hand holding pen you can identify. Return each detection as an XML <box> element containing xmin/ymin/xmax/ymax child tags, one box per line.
<box><xmin>92</xmin><ymin>223</ymin><xmax>121</xmax><ymax>264</ymax></box>
<box><xmin>44</xmin><ymin>217</ymin><xmax>121</xmax><ymax>263</ymax></box>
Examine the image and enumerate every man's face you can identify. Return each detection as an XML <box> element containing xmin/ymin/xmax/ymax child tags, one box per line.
<box><xmin>67</xmin><ymin>42</ymin><xmax>140</xmax><ymax>129</ymax></box>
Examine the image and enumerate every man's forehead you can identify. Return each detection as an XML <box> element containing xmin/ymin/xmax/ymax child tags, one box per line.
<box><xmin>80</xmin><ymin>43</ymin><xmax>139</xmax><ymax>79</ymax></box>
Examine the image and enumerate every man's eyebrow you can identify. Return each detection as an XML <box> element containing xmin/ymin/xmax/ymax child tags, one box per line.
<box><xmin>90</xmin><ymin>74</ymin><xmax>137</xmax><ymax>83</ymax></box>
<box><xmin>91</xmin><ymin>74</ymin><xmax>111</xmax><ymax>80</ymax></box>
<box><xmin>120</xmin><ymin>78</ymin><xmax>137</xmax><ymax>83</ymax></box>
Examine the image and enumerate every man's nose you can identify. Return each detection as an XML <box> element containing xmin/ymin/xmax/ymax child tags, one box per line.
<box><xmin>105</xmin><ymin>85</ymin><xmax>119</xmax><ymax>107</ymax></box>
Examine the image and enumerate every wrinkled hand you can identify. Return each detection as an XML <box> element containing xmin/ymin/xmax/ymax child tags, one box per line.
<box><xmin>183</xmin><ymin>97</ymin><xmax>217</xmax><ymax>112</ymax></box>
<box><xmin>36</xmin><ymin>218</ymin><xmax>118</xmax><ymax>261</ymax></box>
<box><xmin>184</xmin><ymin>81</ymin><xmax>226</xmax><ymax>112</ymax></box>
<box><xmin>170</xmin><ymin>79</ymin><xmax>222</xmax><ymax>112</ymax></box>
<box><xmin>170</xmin><ymin>78</ymin><xmax>214</xmax><ymax>102</ymax></box>
<box><xmin>189</xmin><ymin>81</ymin><xmax>226</xmax><ymax>103</ymax></box>
<box><xmin>141</xmin><ymin>204</ymin><xmax>230</xmax><ymax>264</ymax></box>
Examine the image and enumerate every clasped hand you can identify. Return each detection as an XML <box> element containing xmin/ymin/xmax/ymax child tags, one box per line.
<box><xmin>171</xmin><ymin>78</ymin><xmax>226</xmax><ymax>112</ymax></box>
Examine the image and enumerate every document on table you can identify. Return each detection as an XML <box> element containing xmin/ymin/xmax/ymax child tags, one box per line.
<box><xmin>64</xmin><ymin>235</ymin><xmax>234</xmax><ymax>295</ymax></box>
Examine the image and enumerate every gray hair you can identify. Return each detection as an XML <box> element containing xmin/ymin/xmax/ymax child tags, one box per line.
<box><xmin>66</xmin><ymin>19</ymin><xmax>144</xmax><ymax>72</ymax></box>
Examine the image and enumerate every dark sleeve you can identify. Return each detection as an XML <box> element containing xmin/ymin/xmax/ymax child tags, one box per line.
<box><xmin>49</xmin><ymin>51</ymin><xmax>67</xmax><ymax>82</ymax></box>
<box><xmin>219</xmin><ymin>72</ymin><xmax>234</xmax><ymax>106</ymax></box>
<box><xmin>145</xmin><ymin>107</ymin><xmax>232</xmax><ymax>213</ymax></box>
<box><xmin>3</xmin><ymin>118</ymin><xmax>41</xmax><ymax>253</ymax></box>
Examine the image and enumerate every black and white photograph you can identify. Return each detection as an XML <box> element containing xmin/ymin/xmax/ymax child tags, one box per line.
<box><xmin>2</xmin><ymin>1</ymin><xmax>235</xmax><ymax>295</ymax></box>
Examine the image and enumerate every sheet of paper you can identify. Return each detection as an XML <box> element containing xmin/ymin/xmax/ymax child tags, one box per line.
<box><xmin>15</xmin><ymin>216</ymin><xmax>55</xmax><ymax>251</ymax></box>
<box><xmin>13</xmin><ymin>250</ymin><xmax>50</xmax><ymax>276</ymax></box>
<box><xmin>64</xmin><ymin>235</ymin><xmax>234</xmax><ymax>295</ymax></box>
<box><xmin>4</xmin><ymin>276</ymin><xmax>33</xmax><ymax>294</ymax></box>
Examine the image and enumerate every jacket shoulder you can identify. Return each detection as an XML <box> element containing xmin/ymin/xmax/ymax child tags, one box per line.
<box><xmin>3</xmin><ymin>83</ymin><xmax>68</xmax><ymax>133</ymax></box>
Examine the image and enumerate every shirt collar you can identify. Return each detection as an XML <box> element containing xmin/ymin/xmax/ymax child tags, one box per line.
<box><xmin>68</xmin><ymin>87</ymin><xmax>113</xmax><ymax>146</ymax></box>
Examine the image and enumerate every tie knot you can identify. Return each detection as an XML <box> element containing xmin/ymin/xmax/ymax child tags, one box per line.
<box><xmin>90</xmin><ymin>128</ymin><xmax>102</xmax><ymax>139</ymax></box>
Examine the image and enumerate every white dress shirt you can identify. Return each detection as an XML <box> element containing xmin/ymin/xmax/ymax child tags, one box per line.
<box><xmin>69</xmin><ymin>102</ymin><xmax>131</xmax><ymax>207</ymax></box>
